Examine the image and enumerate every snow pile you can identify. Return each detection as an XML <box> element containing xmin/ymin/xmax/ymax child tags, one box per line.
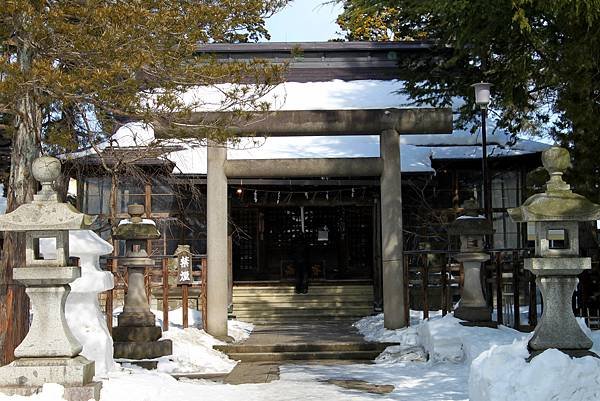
<box><xmin>156</xmin><ymin>327</ymin><xmax>236</xmax><ymax>374</ymax></box>
<box><xmin>151</xmin><ymin>308</ymin><xmax>253</xmax><ymax>374</ymax></box>
<box><xmin>355</xmin><ymin>313</ymin><xmax>526</xmax><ymax>364</ymax></box>
<box><xmin>151</xmin><ymin>307</ymin><xmax>203</xmax><ymax>329</ymax></box>
<box><xmin>155</xmin><ymin>320</ymin><xmax>252</xmax><ymax>374</ymax></box>
<box><xmin>351</xmin><ymin>313</ymin><xmax>600</xmax><ymax>401</ymax></box>
<box><xmin>470</xmin><ymin>341</ymin><xmax>600</xmax><ymax>401</ymax></box>
<box><xmin>39</xmin><ymin>230</ymin><xmax>116</xmax><ymax>376</ymax></box>
<box><xmin>416</xmin><ymin>315</ymin><xmax>527</xmax><ymax>363</ymax></box>
<box><xmin>228</xmin><ymin>319</ymin><xmax>254</xmax><ymax>342</ymax></box>
<box><xmin>114</xmin><ymin>306</ymin><xmax>253</xmax><ymax>374</ymax></box>
<box><xmin>375</xmin><ymin>345</ymin><xmax>428</xmax><ymax>364</ymax></box>
<box><xmin>417</xmin><ymin>316</ymin><xmax>465</xmax><ymax>363</ymax></box>
<box><xmin>353</xmin><ymin>311</ymin><xmax>440</xmax><ymax>343</ymax></box>
<box><xmin>354</xmin><ymin>313</ymin><xmax>418</xmax><ymax>344</ymax></box>
<box><xmin>470</xmin><ymin>320</ymin><xmax>600</xmax><ymax>401</ymax></box>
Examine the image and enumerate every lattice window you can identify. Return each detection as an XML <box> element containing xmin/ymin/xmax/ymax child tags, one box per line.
<box><xmin>232</xmin><ymin>209</ymin><xmax>258</xmax><ymax>271</ymax></box>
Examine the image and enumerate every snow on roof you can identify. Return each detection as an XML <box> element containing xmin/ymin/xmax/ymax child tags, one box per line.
<box><xmin>180</xmin><ymin>79</ymin><xmax>413</xmax><ymax>111</ymax></box>
<box><xmin>70</xmin><ymin>80</ymin><xmax>549</xmax><ymax>175</ymax></box>
<box><xmin>167</xmin><ymin>137</ymin><xmax>435</xmax><ymax>174</ymax></box>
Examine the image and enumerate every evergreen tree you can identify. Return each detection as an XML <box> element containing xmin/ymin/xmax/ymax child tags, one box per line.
<box><xmin>0</xmin><ymin>0</ymin><xmax>287</xmax><ymax>364</ymax></box>
<box><xmin>337</xmin><ymin>0</ymin><xmax>600</xmax><ymax>199</ymax></box>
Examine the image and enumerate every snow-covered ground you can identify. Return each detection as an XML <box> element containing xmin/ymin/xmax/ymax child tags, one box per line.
<box><xmin>2</xmin><ymin>312</ymin><xmax>600</xmax><ymax>401</ymax></box>
<box><xmin>112</xmin><ymin>307</ymin><xmax>252</xmax><ymax>375</ymax></box>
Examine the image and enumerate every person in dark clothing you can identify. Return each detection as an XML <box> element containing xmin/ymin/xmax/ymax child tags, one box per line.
<box><xmin>293</xmin><ymin>232</ymin><xmax>310</xmax><ymax>294</ymax></box>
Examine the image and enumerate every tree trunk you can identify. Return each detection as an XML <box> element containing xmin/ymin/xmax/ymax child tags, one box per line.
<box><xmin>0</xmin><ymin>45</ymin><xmax>42</xmax><ymax>365</ymax></box>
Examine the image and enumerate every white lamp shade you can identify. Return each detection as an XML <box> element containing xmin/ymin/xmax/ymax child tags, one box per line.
<box><xmin>472</xmin><ymin>82</ymin><xmax>492</xmax><ymax>107</ymax></box>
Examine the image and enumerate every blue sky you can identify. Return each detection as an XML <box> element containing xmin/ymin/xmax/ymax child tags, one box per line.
<box><xmin>265</xmin><ymin>0</ymin><xmax>344</xmax><ymax>42</ymax></box>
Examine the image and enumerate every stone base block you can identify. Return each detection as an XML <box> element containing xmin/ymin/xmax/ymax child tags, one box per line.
<box><xmin>63</xmin><ymin>382</ymin><xmax>102</xmax><ymax>401</ymax></box>
<box><xmin>0</xmin><ymin>356</ymin><xmax>94</xmax><ymax>387</ymax></box>
<box><xmin>117</xmin><ymin>312</ymin><xmax>156</xmax><ymax>327</ymax></box>
<box><xmin>454</xmin><ymin>306</ymin><xmax>492</xmax><ymax>323</ymax></box>
<box><xmin>114</xmin><ymin>340</ymin><xmax>172</xmax><ymax>359</ymax></box>
<box><xmin>459</xmin><ymin>321</ymin><xmax>498</xmax><ymax>329</ymax></box>
<box><xmin>112</xmin><ymin>326</ymin><xmax>162</xmax><ymax>342</ymax></box>
<box><xmin>527</xmin><ymin>348</ymin><xmax>599</xmax><ymax>361</ymax></box>
<box><xmin>0</xmin><ymin>382</ymin><xmax>102</xmax><ymax>401</ymax></box>
<box><xmin>117</xmin><ymin>360</ymin><xmax>159</xmax><ymax>370</ymax></box>
<box><xmin>214</xmin><ymin>335</ymin><xmax>235</xmax><ymax>343</ymax></box>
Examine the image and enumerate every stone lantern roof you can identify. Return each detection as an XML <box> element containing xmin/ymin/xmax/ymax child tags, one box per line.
<box><xmin>0</xmin><ymin>156</ymin><xmax>95</xmax><ymax>231</ymax></box>
<box><xmin>508</xmin><ymin>146</ymin><xmax>600</xmax><ymax>222</ymax></box>
<box><xmin>112</xmin><ymin>204</ymin><xmax>160</xmax><ymax>240</ymax></box>
<box><xmin>448</xmin><ymin>198</ymin><xmax>493</xmax><ymax>236</ymax></box>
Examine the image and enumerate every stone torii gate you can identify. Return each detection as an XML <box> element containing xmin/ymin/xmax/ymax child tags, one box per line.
<box><xmin>156</xmin><ymin>108</ymin><xmax>452</xmax><ymax>338</ymax></box>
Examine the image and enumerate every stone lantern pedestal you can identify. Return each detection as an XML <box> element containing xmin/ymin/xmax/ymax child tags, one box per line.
<box><xmin>112</xmin><ymin>204</ymin><xmax>172</xmax><ymax>368</ymax></box>
<box><xmin>0</xmin><ymin>156</ymin><xmax>101</xmax><ymax>401</ymax></box>
<box><xmin>449</xmin><ymin>199</ymin><xmax>495</xmax><ymax>327</ymax></box>
<box><xmin>508</xmin><ymin>146</ymin><xmax>600</xmax><ymax>359</ymax></box>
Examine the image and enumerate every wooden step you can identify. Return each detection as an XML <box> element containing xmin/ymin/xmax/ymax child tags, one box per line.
<box><xmin>233</xmin><ymin>301</ymin><xmax>373</xmax><ymax>309</ymax></box>
<box><xmin>233</xmin><ymin>289</ymin><xmax>373</xmax><ymax>296</ymax></box>
<box><xmin>233</xmin><ymin>284</ymin><xmax>374</xmax><ymax>323</ymax></box>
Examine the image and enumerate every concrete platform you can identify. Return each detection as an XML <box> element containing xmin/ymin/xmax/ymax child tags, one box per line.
<box><xmin>218</xmin><ymin>321</ymin><xmax>397</xmax><ymax>383</ymax></box>
<box><xmin>223</xmin><ymin>362</ymin><xmax>280</xmax><ymax>385</ymax></box>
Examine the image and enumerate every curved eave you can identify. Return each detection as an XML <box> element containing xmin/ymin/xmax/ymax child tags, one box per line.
<box><xmin>0</xmin><ymin>203</ymin><xmax>96</xmax><ymax>232</ymax></box>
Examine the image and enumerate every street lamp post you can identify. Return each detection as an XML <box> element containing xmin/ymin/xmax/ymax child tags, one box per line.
<box><xmin>472</xmin><ymin>83</ymin><xmax>493</xmax><ymax>229</ymax></box>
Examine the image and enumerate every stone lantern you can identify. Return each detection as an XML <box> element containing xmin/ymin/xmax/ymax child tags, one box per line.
<box><xmin>449</xmin><ymin>198</ymin><xmax>495</xmax><ymax>326</ymax></box>
<box><xmin>112</xmin><ymin>204</ymin><xmax>172</xmax><ymax>367</ymax></box>
<box><xmin>508</xmin><ymin>146</ymin><xmax>600</xmax><ymax>358</ymax></box>
<box><xmin>0</xmin><ymin>156</ymin><xmax>101</xmax><ymax>401</ymax></box>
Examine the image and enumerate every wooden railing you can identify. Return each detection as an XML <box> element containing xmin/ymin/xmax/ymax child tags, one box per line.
<box><xmin>404</xmin><ymin>248</ymin><xmax>539</xmax><ymax>331</ymax></box>
<box><xmin>101</xmin><ymin>247</ymin><xmax>598</xmax><ymax>333</ymax></box>
<box><xmin>102</xmin><ymin>254</ymin><xmax>207</xmax><ymax>332</ymax></box>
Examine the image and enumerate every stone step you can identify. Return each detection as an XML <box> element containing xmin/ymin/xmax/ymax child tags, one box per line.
<box><xmin>224</xmin><ymin>350</ymin><xmax>384</xmax><ymax>362</ymax></box>
<box><xmin>215</xmin><ymin>342</ymin><xmax>395</xmax><ymax>354</ymax></box>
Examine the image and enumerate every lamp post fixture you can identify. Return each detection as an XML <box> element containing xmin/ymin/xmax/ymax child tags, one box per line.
<box><xmin>472</xmin><ymin>82</ymin><xmax>493</xmax><ymax>227</ymax></box>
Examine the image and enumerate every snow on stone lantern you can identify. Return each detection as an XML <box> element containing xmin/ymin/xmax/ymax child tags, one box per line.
<box><xmin>508</xmin><ymin>146</ymin><xmax>600</xmax><ymax>358</ymax></box>
<box><xmin>449</xmin><ymin>198</ymin><xmax>495</xmax><ymax>326</ymax></box>
<box><xmin>0</xmin><ymin>156</ymin><xmax>101</xmax><ymax>401</ymax></box>
<box><xmin>39</xmin><ymin>230</ymin><xmax>116</xmax><ymax>376</ymax></box>
<box><xmin>112</xmin><ymin>203</ymin><xmax>172</xmax><ymax>368</ymax></box>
